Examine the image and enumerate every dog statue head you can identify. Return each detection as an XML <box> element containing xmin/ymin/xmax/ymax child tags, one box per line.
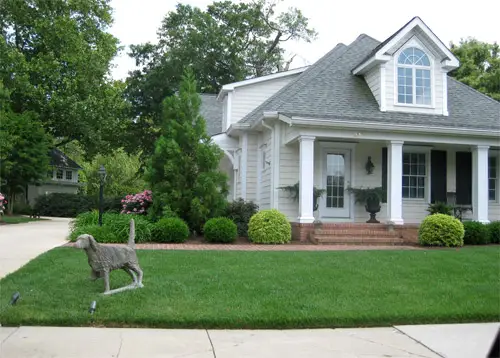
<box><xmin>75</xmin><ymin>234</ymin><xmax>98</xmax><ymax>251</ymax></box>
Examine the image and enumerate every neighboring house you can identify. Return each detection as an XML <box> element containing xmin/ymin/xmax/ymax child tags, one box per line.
<box><xmin>203</xmin><ymin>16</ymin><xmax>500</xmax><ymax>240</ymax></box>
<box><xmin>24</xmin><ymin>148</ymin><xmax>82</xmax><ymax>206</ymax></box>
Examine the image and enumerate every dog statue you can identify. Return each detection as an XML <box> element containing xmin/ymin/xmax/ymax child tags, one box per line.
<box><xmin>75</xmin><ymin>218</ymin><xmax>144</xmax><ymax>295</ymax></box>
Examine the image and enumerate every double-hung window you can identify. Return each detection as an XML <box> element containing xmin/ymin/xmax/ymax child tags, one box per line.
<box><xmin>402</xmin><ymin>153</ymin><xmax>426</xmax><ymax>199</ymax></box>
<box><xmin>397</xmin><ymin>47</ymin><xmax>432</xmax><ymax>106</ymax></box>
<box><xmin>489</xmin><ymin>156</ymin><xmax>498</xmax><ymax>201</ymax></box>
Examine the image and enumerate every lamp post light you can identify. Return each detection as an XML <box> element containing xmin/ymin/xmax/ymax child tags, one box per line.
<box><xmin>98</xmin><ymin>165</ymin><xmax>107</xmax><ymax>227</ymax></box>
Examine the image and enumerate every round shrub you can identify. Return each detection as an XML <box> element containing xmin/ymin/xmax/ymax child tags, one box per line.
<box><xmin>203</xmin><ymin>218</ymin><xmax>238</xmax><ymax>243</ymax></box>
<box><xmin>463</xmin><ymin>221</ymin><xmax>490</xmax><ymax>245</ymax></box>
<box><xmin>248</xmin><ymin>209</ymin><xmax>291</xmax><ymax>244</ymax></box>
<box><xmin>488</xmin><ymin>221</ymin><xmax>500</xmax><ymax>244</ymax></box>
<box><xmin>418</xmin><ymin>214</ymin><xmax>464</xmax><ymax>247</ymax></box>
<box><xmin>69</xmin><ymin>225</ymin><xmax>118</xmax><ymax>243</ymax></box>
<box><xmin>152</xmin><ymin>217</ymin><xmax>189</xmax><ymax>243</ymax></box>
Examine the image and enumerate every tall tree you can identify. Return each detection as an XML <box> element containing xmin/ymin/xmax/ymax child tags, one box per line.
<box><xmin>146</xmin><ymin>69</ymin><xmax>228</xmax><ymax>232</ymax></box>
<box><xmin>0</xmin><ymin>0</ymin><xmax>126</xmax><ymax>156</ymax></box>
<box><xmin>450</xmin><ymin>38</ymin><xmax>500</xmax><ymax>101</ymax></box>
<box><xmin>125</xmin><ymin>0</ymin><xmax>317</xmax><ymax>158</ymax></box>
<box><xmin>0</xmin><ymin>108</ymin><xmax>51</xmax><ymax>215</ymax></box>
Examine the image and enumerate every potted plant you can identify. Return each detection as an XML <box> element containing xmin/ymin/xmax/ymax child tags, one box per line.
<box><xmin>346</xmin><ymin>186</ymin><xmax>386</xmax><ymax>223</ymax></box>
<box><xmin>278</xmin><ymin>182</ymin><xmax>326</xmax><ymax>221</ymax></box>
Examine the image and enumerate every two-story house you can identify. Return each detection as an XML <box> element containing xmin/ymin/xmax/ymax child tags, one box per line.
<box><xmin>205</xmin><ymin>17</ymin><xmax>500</xmax><ymax>242</ymax></box>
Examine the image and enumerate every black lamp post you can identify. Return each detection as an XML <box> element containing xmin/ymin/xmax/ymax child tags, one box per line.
<box><xmin>98</xmin><ymin>165</ymin><xmax>107</xmax><ymax>226</ymax></box>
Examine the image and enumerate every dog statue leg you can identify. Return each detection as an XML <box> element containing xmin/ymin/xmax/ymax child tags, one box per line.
<box><xmin>103</xmin><ymin>270</ymin><xmax>111</xmax><ymax>295</ymax></box>
<box><xmin>89</xmin><ymin>269</ymin><xmax>101</xmax><ymax>281</ymax></box>
<box><xmin>130</xmin><ymin>265</ymin><xmax>144</xmax><ymax>288</ymax></box>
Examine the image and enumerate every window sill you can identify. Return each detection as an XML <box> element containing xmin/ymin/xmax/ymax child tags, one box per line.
<box><xmin>394</xmin><ymin>103</ymin><xmax>434</xmax><ymax>109</ymax></box>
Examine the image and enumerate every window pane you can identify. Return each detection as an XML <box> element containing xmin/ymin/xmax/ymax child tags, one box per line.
<box><xmin>405</xmin><ymin>95</ymin><xmax>412</xmax><ymax>103</ymax></box>
<box><xmin>338</xmin><ymin>198</ymin><xmax>344</xmax><ymax>208</ymax></box>
<box><xmin>326</xmin><ymin>197</ymin><xmax>332</xmax><ymax>208</ymax></box>
<box><xmin>410</xmin><ymin>187</ymin><xmax>417</xmax><ymax>198</ymax></box>
<box><xmin>402</xmin><ymin>187</ymin><xmax>410</xmax><ymax>198</ymax></box>
<box><xmin>490</xmin><ymin>190</ymin><xmax>495</xmax><ymax>201</ymax></box>
<box><xmin>56</xmin><ymin>169</ymin><xmax>63</xmax><ymax>179</ymax></box>
<box><xmin>418</xmin><ymin>177</ymin><xmax>425</xmax><ymax>187</ymax></box>
<box><xmin>66</xmin><ymin>171</ymin><xmax>72</xmax><ymax>180</ymax></box>
<box><xmin>403</xmin><ymin>176</ymin><xmax>409</xmax><ymax>186</ymax></box>
<box><xmin>418</xmin><ymin>188</ymin><xmax>425</xmax><ymax>198</ymax></box>
<box><xmin>410</xmin><ymin>176</ymin><xmax>417</xmax><ymax>187</ymax></box>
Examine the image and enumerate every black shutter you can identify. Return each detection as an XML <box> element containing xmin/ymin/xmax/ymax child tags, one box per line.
<box><xmin>431</xmin><ymin>150</ymin><xmax>447</xmax><ymax>203</ymax></box>
<box><xmin>456</xmin><ymin>152</ymin><xmax>472</xmax><ymax>205</ymax></box>
<box><xmin>382</xmin><ymin>147</ymin><xmax>387</xmax><ymax>203</ymax></box>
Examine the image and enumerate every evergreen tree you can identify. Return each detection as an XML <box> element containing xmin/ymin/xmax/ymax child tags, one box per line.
<box><xmin>146</xmin><ymin>69</ymin><xmax>228</xmax><ymax>232</ymax></box>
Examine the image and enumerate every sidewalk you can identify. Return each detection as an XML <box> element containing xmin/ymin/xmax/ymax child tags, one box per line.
<box><xmin>0</xmin><ymin>323</ymin><xmax>498</xmax><ymax>358</ymax></box>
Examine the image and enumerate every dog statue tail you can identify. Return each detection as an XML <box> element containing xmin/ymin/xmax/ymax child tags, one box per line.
<box><xmin>128</xmin><ymin>218</ymin><xmax>136</xmax><ymax>249</ymax></box>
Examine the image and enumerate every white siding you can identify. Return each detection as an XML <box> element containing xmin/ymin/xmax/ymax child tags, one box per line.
<box><xmin>221</xmin><ymin>96</ymin><xmax>228</xmax><ymax>131</ymax></box>
<box><xmin>279</xmin><ymin>139</ymin><xmax>299</xmax><ymax>220</ymax></box>
<box><xmin>259</xmin><ymin>131</ymin><xmax>272</xmax><ymax>210</ymax></box>
<box><xmin>230</xmin><ymin>75</ymin><xmax>300</xmax><ymax>125</ymax></box>
<box><xmin>364</xmin><ymin>66</ymin><xmax>381</xmax><ymax>106</ymax></box>
<box><xmin>385</xmin><ymin>39</ymin><xmax>444</xmax><ymax>115</ymax></box>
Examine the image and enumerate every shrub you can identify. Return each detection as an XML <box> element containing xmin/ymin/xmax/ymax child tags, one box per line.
<box><xmin>248</xmin><ymin>209</ymin><xmax>291</xmax><ymax>244</ymax></box>
<box><xmin>101</xmin><ymin>196</ymin><xmax>124</xmax><ymax>213</ymax></box>
<box><xmin>463</xmin><ymin>221</ymin><xmax>490</xmax><ymax>245</ymax></box>
<box><xmin>224</xmin><ymin>199</ymin><xmax>258</xmax><ymax>237</ymax></box>
<box><xmin>70</xmin><ymin>211</ymin><xmax>153</xmax><ymax>243</ymax></box>
<box><xmin>69</xmin><ymin>225</ymin><xmax>119</xmax><ymax>243</ymax></box>
<box><xmin>13</xmin><ymin>202</ymin><xmax>33</xmax><ymax>215</ymax></box>
<box><xmin>488</xmin><ymin>221</ymin><xmax>500</xmax><ymax>244</ymax></box>
<box><xmin>121</xmin><ymin>190</ymin><xmax>153</xmax><ymax>215</ymax></box>
<box><xmin>204</xmin><ymin>218</ymin><xmax>238</xmax><ymax>243</ymax></box>
<box><xmin>34</xmin><ymin>193</ymin><xmax>94</xmax><ymax>217</ymax></box>
<box><xmin>418</xmin><ymin>213</ymin><xmax>464</xmax><ymax>247</ymax></box>
<box><xmin>426</xmin><ymin>202</ymin><xmax>453</xmax><ymax>216</ymax></box>
<box><xmin>152</xmin><ymin>217</ymin><xmax>189</xmax><ymax>243</ymax></box>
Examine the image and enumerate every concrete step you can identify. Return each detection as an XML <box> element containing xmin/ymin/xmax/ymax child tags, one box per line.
<box><xmin>313</xmin><ymin>229</ymin><xmax>399</xmax><ymax>237</ymax></box>
<box><xmin>311</xmin><ymin>236</ymin><xmax>407</xmax><ymax>245</ymax></box>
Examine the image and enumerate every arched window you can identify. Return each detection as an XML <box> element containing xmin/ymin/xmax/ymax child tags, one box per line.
<box><xmin>397</xmin><ymin>47</ymin><xmax>431</xmax><ymax>105</ymax></box>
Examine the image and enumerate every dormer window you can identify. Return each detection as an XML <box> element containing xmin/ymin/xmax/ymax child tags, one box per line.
<box><xmin>397</xmin><ymin>47</ymin><xmax>432</xmax><ymax>106</ymax></box>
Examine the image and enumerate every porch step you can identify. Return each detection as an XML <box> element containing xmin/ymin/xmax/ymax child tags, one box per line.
<box><xmin>313</xmin><ymin>229</ymin><xmax>400</xmax><ymax>237</ymax></box>
<box><xmin>311</xmin><ymin>236</ymin><xmax>407</xmax><ymax>245</ymax></box>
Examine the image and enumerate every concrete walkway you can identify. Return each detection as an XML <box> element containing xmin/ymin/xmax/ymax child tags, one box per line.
<box><xmin>0</xmin><ymin>323</ymin><xmax>498</xmax><ymax>358</ymax></box>
<box><xmin>0</xmin><ymin>217</ymin><xmax>70</xmax><ymax>279</ymax></box>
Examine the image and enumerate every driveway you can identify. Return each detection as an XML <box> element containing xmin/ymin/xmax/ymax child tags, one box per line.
<box><xmin>0</xmin><ymin>217</ymin><xmax>71</xmax><ymax>279</ymax></box>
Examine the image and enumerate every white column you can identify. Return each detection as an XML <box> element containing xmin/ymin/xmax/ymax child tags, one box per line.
<box><xmin>298</xmin><ymin>136</ymin><xmax>315</xmax><ymax>223</ymax></box>
<box><xmin>387</xmin><ymin>140</ymin><xmax>404</xmax><ymax>225</ymax></box>
<box><xmin>472</xmin><ymin>145</ymin><xmax>490</xmax><ymax>223</ymax></box>
<box><xmin>240</xmin><ymin>133</ymin><xmax>248</xmax><ymax>200</ymax></box>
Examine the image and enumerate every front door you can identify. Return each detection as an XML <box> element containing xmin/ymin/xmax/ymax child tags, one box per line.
<box><xmin>321</xmin><ymin>150</ymin><xmax>351</xmax><ymax>218</ymax></box>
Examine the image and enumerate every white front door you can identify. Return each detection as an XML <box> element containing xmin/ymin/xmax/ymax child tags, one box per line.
<box><xmin>321</xmin><ymin>150</ymin><xmax>351</xmax><ymax>218</ymax></box>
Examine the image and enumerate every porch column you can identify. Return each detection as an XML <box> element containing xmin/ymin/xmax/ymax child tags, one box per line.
<box><xmin>387</xmin><ymin>140</ymin><xmax>404</xmax><ymax>225</ymax></box>
<box><xmin>472</xmin><ymin>145</ymin><xmax>490</xmax><ymax>223</ymax></box>
<box><xmin>298</xmin><ymin>135</ymin><xmax>315</xmax><ymax>223</ymax></box>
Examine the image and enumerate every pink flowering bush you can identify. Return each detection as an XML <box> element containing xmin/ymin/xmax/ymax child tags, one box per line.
<box><xmin>121</xmin><ymin>190</ymin><xmax>152</xmax><ymax>215</ymax></box>
<box><xmin>0</xmin><ymin>193</ymin><xmax>6</xmax><ymax>213</ymax></box>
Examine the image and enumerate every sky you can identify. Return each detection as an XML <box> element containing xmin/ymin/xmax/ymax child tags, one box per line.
<box><xmin>108</xmin><ymin>0</ymin><xmax>500</xmax><ymax>80</ymax></box>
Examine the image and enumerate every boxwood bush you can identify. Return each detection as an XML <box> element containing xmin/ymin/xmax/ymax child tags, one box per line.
<box><xmin>488</xmin><ymin>221</ymin><xmax>500</xmax><ymax>244</ymax></box>
<box><xmin>69</xmin><ymin>225</ymin><xmax>119</xmax><ymax>243</ymax></box>
<box><xmin>70</xmin><ymin>211</ymin><xmax>153</xmax><ymax>243</ymax></box>
<box><xmin>463</xmin><ymin>221</ymin><xmax>490</xmax><ymax>245</ymax></box>
<box><xmin>224</xmin><ymin>199</ymin><xmax>259</xmax><ymax>237</ymax></box>
<box><xmin>248</xmin><ymin>209</ymin><xmax>291</xmax><ymax>244</ymax></box>
<box><xmin>203</xmin><ymin>217</ymin><xmax>238</xmax><ymax>243</ymax></box>
<box><xmin>34</xmin><ymin>193</ymin><xmax>123</xmax><ymax>217</ymax></box>
<box><xmin>418</xmin><ymin>213</ymin><xmax>464</xmax><ymax>247</ymax></box>
<box><xmin>151</xmin><ymin>217</ymin><xmax>189</xmax><ymax>243</ymax></box>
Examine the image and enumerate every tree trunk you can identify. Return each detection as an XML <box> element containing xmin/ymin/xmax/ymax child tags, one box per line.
<box><xmin>7</xmin><ymin>193</ymin><xmax>14</xmax><ymax>215</ymax></box>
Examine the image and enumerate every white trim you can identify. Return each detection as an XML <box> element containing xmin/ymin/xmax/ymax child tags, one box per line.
<box><xmin>442</xmin><ymin>72</ymin><xmax>448</xmax><ymax>116</ymax></box>
<box><xmin>240</xmin><ymin>133</ymin><xmax>248</xmax><ymax>200</ymax></box>
<box><xmin>387</xmin><ymin>140</ymin><xmax>405</xmax><ymax>225</ymax></box>
<box><xmin>272</xmin><ymin>122</ymin><xmax>281</xmax><ymax>209</ymax></box>
<box><xmin>472</xmin><ymin>145</ymin><xmax>490</xmax><ymax>223</ymax></box>
<box><xmin>393</xmin><ymin>38</ymin><xmax>435</xmax><ymax>109</ymax></box>
<box><xmin>353</xmin><ymin>17</ymin><xmax>459</xmax><ymax>75</ymax></box>
<box><xmin>380</xmin><ymin>64</ymin><xmax>387</xmax><ymax>111</ymax></box>
<box><xmin>298</xmin><ymin>135</ymin><xmax>316</xmax><ymax>223</ymax></box>
<box><xmin>262</xmin><ymin>119</ymin><xmax>275</xmax><ymax>208</ymax></box>
<box><xmin>256</xmin><ymin>136</ymin><xmax>263</xmax><ymax>206</ymax></box>
<box><xmin>216</xmin><ymin>67</ymin><xmax>308</xmax><ymax>100</ymax></box>
<box><xmin>226</xmin><ymin>92</ymin><xmax>233</xmax><ymax>130</ymax></box>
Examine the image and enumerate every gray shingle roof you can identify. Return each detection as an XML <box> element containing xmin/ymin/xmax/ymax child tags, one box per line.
<box><xmin>200</xmin><ymin>94</ymin><xmax>223</xmax><ymax>136</ymax></box>
<box><xmin>50</xmin><ymin>148</ymin><xmax>82</xmax><ymax>169</ymax></box>
<box><xmin>240</xmin><ymin>34</ymin><xmax>500</xmax><ymax>131</ymax></box>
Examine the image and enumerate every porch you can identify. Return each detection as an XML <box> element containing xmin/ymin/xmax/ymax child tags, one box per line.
<box><xmin>278</xmin><ymin>129</ymin><xmax>499</xmax><ymax>241</ymax></box>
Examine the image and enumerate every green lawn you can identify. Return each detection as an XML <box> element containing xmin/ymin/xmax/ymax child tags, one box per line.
<box><xmin>0</xmin><ymin>247</ymin><xmax>499</xmax><ymax>329</ymax></box>
<box><xmin>0</xmin><ymin>216</ymin><xmax>44</xmax><ymax>224</ymax></box>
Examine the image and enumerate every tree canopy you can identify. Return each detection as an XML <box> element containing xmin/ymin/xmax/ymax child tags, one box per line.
<box><xmin>450</xmin><ymin>38</ymin><xmax>500</xmax><ymax>101</ymax></box>
<box><xmin>0</xmin><ymin>0</ymin><xmax>127</xmax><ymax>156</ymax></box>
<box><xmin>124</xmin><ymin>0</ymin><xmax>317</xmax><ymax>159</ymax></box>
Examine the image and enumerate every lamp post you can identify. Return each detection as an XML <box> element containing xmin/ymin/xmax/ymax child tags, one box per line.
<box><xmin>98</xmin><ymin>165</ymin><xmax>107</xmax><ymax>226</ymax></box>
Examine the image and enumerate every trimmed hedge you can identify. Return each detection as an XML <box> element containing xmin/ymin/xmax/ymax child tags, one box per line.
<box><xmin>69</xmin><ymin>211</ymin><xmax>153</xmax><ymax>243</ymax></box>
<box><xmin>35</xmin><ymin>193</ymin><xmax>123</xmax><ymax>217</ymax></box>
<box><xmin>70</xmin><ymin>225</ymin><xmax>119</xmax><ymax>243</ymax></box>
<box><xmin>418</xmin><ymin>214</ymin><xmax>464</xmax><ymax>247</ymax></box>
<box><xmin>463</xmin><ymin>221</ymin><xmax>490</xmax><ymax>245</ymax></box>
<box><xmin>224</xmin><ymin>199</ymin><xmax>259</xmax><ymax>237</ymax></box>
<box><xmin>248</xmin><ymin>209</ymin><xmax>291</xmax><ymax>244</ymax></box>
<box><xmin>204</xmin><ymin>218</ymin><xmax>238</xmax><ymax>243</ymax></box>
<box><xmin>151</xmin><ymin>218</ymin><xmax>189</xmax><ymax>243</ymax></box>
<box><xmin>488</xmin><ymin>221</ymin><xmax>500</xmax><ymax>244</ymax></box>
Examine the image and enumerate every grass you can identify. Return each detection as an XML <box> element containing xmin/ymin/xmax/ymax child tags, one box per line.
<box><xmin>0</xmin><ymin>247</ymin><xmax>499</xmax><ymax>329</ymax></box>
<box><xmin>0</xmin><ymin>216</ymin><xmax>44</xmax><ymax>224</ymax></box>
